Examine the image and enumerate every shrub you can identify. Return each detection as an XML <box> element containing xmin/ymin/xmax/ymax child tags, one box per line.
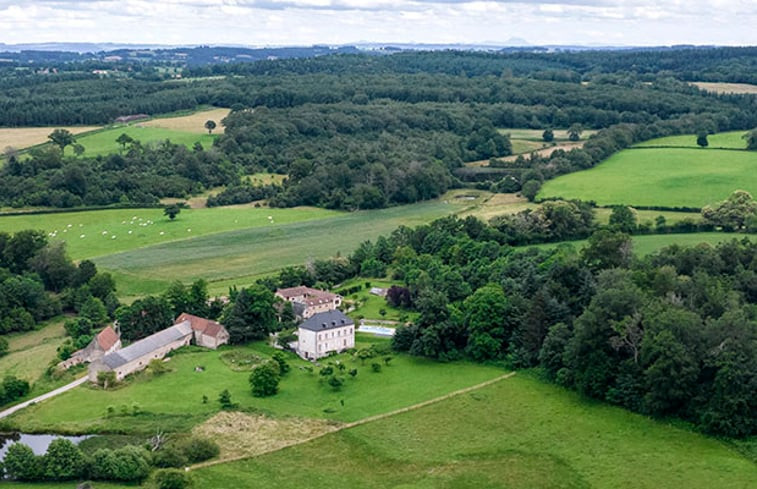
<box><xmin>110</xmin><ymin>446</ymin><xmax>151</xmax><ymax>482</ymax></box>
<box><xmin>328</xmin><ymin>375</ymin><xmax>344</xmax><ymax>391</ymax></box>
<box><xmin>250</xmin><ymin>360</ymin><xmax>281</xmax><ymax>397</ymax></box>
<box><xmin>371</xmin><ymin>363</ymin><xmax>382</xmax><ymax>373</ymax></box>
<box><xmin>175</xmin><ymin>436</ymin><xmax>220</xmax><ymax>464</ymax></box>
<box><xmin>97</xmin><ymin>370</ymin><xmax>117</xmax><ymax>389</ymax></box>
<box><xmin>218</xmin><ymin>389</ymin><xmax>234</xmax><ymax>409</ymax></box>
<box><xmin>153</xmin><ymin>445</ymin><xmax>188</xmax><ymax>468</ymax></box>
<box><xmin>152</xmin><ymin>468</ymin><xmax>192</xmax><ymax>489</ymax></box>
<box><xmin>272</xmin><ymin>351</ymin><xmax>291</xmax><ymax>375</ymax></box>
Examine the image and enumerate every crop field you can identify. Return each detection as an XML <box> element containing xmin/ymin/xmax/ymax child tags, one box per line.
<box><xmin>0</xmin><ymin>126</ymin><xmax>100</xmax><ymax>152</ymax></box>
<box><xmin>539</xmin><ymin>147</ymin><xmax>757</xmax><ymax>207</ymax></box>
<box><xmin>140</xmin><ymin>107</ymin><xmax>230</xmax><ymax>134</ymax></box>
<box><xmin>191</xmin><ymin>373</ymin><xmax>756</xmax><ymax>489</ymax></box>
<box><xmin>692</xmin><ymin>81</ymin><xmax>757</xmax><ymax>94</ymax></box>
<box><xmin>0</xmin><ymin>206</ymin><xmax>339</xmax><ymax>261</ymax></box>
<box><xmin>634</xmin><ymin>130</ymin><xmax>749</xmax><ymax>149</ymax></box>
<box><xmin>4</xmin><ymin>339</ymin><xmax>504</xmax><ymax>434</ymax></box>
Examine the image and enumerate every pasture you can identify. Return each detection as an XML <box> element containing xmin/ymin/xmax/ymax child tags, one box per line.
<box><xmin>0</xmin><ymin>206</ymin><xmax>340</xmax><ymax>261</ymax></box>
<box><xmin>634</xmin><ymin>130</ymin><xmax>749</xmax><ymax>149</ymax></box>
<box><xmin>0</xmin><ymin>319</ymin><xmax>67</xmax><ymax>383</ymax></box>
<box><xmin>92</xmin><ymin>195</ymin><xmax>479</xmax><ymax>297</ymax></box>
<box><xmin>4</xmin><ymin>339</ymin><xmax>504</xmax><ymax>434</ymax></box>
<box><xmin>532</xmin><ymin>232</ymin><xmax>751</xmax><ymax>256</ymax></box>
<box><xmin>539</xmin><ymin>147</ymin><xmax>757</xmax><ymax>207</ymax></box>
<box><xmin>0</xmin><ymin>126</ymin><xmax>100</xmax><ymax>152</ymax></box>
<box><xmin>191</xmin><ymin>373</ymin><xmax>756</xmax><ymax>489</ymax></box>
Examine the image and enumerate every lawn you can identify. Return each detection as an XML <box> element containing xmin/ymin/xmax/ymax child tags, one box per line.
<box><xmin>337</xmin><ymin>278</ymin><xmax>416</xmax><ymax>322</ymax></box>
<box><xmin>539</xmin><ymin>147</ymin><xmax>757</xmax><ymax>207</ymax></box>
<box><xmin>92</xmin><ymin>195</ymin><xmax>479</xmax><ymax>297</ymax></box>
<box><xmin>634</xmin><ymin>130</ymin><xmax>750</xmax><ymax>149</ymax></box>
<box><xmin>0</xmin><ymin>206</ymin><xmax>340</xmax><ymax>261</ymax></box>
<box><xmin>3</xmin><ymin>339</ymin><xmax>504</xmax><ymax>434</ymax></box>
<box><xmin>191</xmin><ymin>373</ymin><xmax>756</xmax><ymax>489</ymax></box>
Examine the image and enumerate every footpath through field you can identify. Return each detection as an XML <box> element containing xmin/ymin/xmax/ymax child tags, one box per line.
<box><xmin>191</xmin><ymin>371</ymin><xmax>517</xmax><ymax>470</ymax></box>
<box><xmin>0</xmin><ymin>376</ymin><xmax>88</xmax><ymax>420</ymax></box>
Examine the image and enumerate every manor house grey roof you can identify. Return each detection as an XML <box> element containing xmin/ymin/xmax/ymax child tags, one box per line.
<box><xmin>101</xmin><ymin>321</ymin><xmax>193</xmax><ymax>369</ymax></box>
<box><xmin>299</xmin><ymin>310</ymin><xmax>354</xmax><ymax>332</ymax></box>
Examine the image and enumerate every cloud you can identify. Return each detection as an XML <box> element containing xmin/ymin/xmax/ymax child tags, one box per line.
<box><xmin>0</xmin><ymin>0</ymin><xmax>754</xmax><ymax>46</ymax></box>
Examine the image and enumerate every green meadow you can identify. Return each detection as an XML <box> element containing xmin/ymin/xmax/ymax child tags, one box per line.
<box><xmin>192</xmin><ymin>373</ymin><xmax>756</xmax><ymax>489</ymax></box>
<box><xmin>539</xmin><ymin>147</ymin><xmax>757</xmax><ymax>207</ymax></box>
<box><xmin>0</xmin><ymin>206</ymin><xmax>340</xmax><ymax>261</ymax></box>
<box><xmin>73</xmin><ymin>125</ymin><xmax>217</xmax><ymax>156</ymax></box>
<box><xmin>634</xmin><ymin>130</ymin><xmax>750</xmax><ymax>149</ymax></box>
<box><xmin>92</xmin><ymin>198</ymin><xmax>475</xmax><ymax>297</ymax></box>
<box><xmin>3</xmin><ymin>338</ymin><xmax>504</xmax><ymax>434</ymax></box>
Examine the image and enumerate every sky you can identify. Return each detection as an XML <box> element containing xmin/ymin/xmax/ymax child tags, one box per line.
<box><xmin>0</xmin><ymin>1</ymin><xmax>755</xmax><ymax>47</ymax></box>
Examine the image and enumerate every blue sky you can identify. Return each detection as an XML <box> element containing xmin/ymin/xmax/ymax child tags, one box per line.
<box><xmin>0</xmin><ymin>1</ymin><xmax>754</xmax><ymax>46</ymax></box>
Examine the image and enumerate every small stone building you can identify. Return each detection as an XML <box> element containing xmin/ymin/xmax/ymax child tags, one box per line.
<box><xmin>175</xmin><ymin>312</ymin><xmax>230</xmax><ymax>349</ymax></box>
<box><xmin>88</xmin><ymin>322</ymin><xmax>193</xmax><ymax>382</ymax></box>
<box><xmin>59</xmin><ymin>326</ymin><xmax>121</xmax><ymax>370</ymax></box>
<box><xmin>276</xmin><ymin>286</ymin><xmax>343</xmax><ymax>320</ymax></box>
<box><xmin>296</xmin><ymin>310</ymin><xmax>355</xmax><ymax>360</ymax></box>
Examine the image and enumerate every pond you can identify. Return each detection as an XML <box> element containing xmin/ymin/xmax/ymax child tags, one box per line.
<box><xmin>0</xmin><ymin>433</ymin><xmax>90</xmax><ymax>460</ymax></box>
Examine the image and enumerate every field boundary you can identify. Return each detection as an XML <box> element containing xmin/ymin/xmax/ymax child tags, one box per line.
<box><xmin>190</xmin><ymin>371</ymin><xmax>516</xmax><ymax>470</ymax></box>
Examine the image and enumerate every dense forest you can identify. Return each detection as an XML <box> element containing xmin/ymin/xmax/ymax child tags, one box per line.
<box><xmin>1</xmin><ymin>48</ymin><xmax>756</xmax><ymax>210</ymax></box>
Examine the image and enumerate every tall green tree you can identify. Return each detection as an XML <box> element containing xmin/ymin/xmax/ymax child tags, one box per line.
<box><xmin>47</xmin><ymin>128</ymin><xmax>75</xmax><ymax>154</ymax></box>
<box><xmin>221</xmin><ymin>285</ymin><xmax>278</xmax><ymax>343</ymax></box>
<box><xmin>463</xmin><ymin>284</ymin><xmax>509</xmax><ymax>361</ymax></box>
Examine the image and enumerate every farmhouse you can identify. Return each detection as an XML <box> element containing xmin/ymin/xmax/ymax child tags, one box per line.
<box><xmin>88</xmin><ymin>322</ymin><xmax>193</xmax><ymax>382</ymax></box>
<box><xmin>296</xmin><ymin>310</ymin><xmax>355</xmax><ymax>360</ymax></box>
<box><xmin>175</xmin><ymin>312</ymin><xmax>230</xmax><ymax>349</ymax></box>
<box><xmin>59</xmin><ymin>325</ymin><xmax>121</xmax><ymax>369</ymax></box>
<box><xmin>276</xmin><ymin>286</ymin><xmax>343</xmax><ymax>320</ymax></box>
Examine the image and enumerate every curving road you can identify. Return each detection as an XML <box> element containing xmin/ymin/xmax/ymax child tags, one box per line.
<box><xmin>0</xmin><ymin>376</ymin><xmax>88</xmax><ymax>420</ymax></box>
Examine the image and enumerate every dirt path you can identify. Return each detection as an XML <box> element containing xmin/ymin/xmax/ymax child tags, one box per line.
<box><xmin>0</xmin><ymin>376</ymin><xmax>88</xmax><ymax>420</ymax></box>
<box><xmin>191</xmin><ymin>371</ymin><xmax>516</xmax><ymax>470</ymax></box>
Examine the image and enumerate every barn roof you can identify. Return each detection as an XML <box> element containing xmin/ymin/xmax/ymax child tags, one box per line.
<box><xmin>299</xmin><ymin>310</ymin><xmax>354</xmax><ymax>332</ymax></box>
<box><xmin>175</xmin><ymin>312</ymin><xmax>227</xmax><ymax>338</ymax></box>
<box><xmin>102</xmin><ymin>321</ymin><xmax>193</xmax><ymax>369</ymax></box>
<box><xmin>96</xmin><ymin>326</ymin><xmax>120</xmax><ymax>351</ymax></box>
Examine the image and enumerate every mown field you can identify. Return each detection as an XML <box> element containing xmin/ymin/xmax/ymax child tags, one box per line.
<box><xmin>634</xmin><ymin>130</ymin><xmax>749</xmax><ymax>149</ymax></box>
<box><xmin>0</xmin><ymin>319</ymin><xmax>66</xmax><ymax>383</ymax></box>
<box><xmin>533</xmin><ymin>232</ymin><xmax>752</xmax><ymax>256</ymax></box>
<box><xmin>3</xmin><ymin>338</ymin><xmax>504</xmax><ymax>434</ymax></box>
<box><xmin>692</xmin><ymin>81</ymin><xmax>757</xmax><ymax>94</ymax></box>
<box><xmin>140</xmin><ymin>107</ymin><xmax>230</xmax><ymax>134</ymax></box>
<box><xmin>539</xmin><ymin>147</ymin><xmax>757</xmax><ymax>207</ymax></box>
<box><xmin>191</xmin><ymin>373</ymin><xmax>756</xmax><ymax>489</ymax></box>
<box><xmin>74</xmin><ymin>125</ymin><xmax>217</xmax><ymax>157</ymax></box>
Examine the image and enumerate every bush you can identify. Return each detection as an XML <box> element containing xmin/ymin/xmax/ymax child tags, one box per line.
<box><xmin>0</xmin><ymin>336</ymin><xmax>8</xmax><ymax>357</ymax></box>
<box><xmin>250</xmin><ymin>360</ymin><xmax>281</xmax><ymax>397</ymax></box>
<box><xmin>152</xmin><ymin>468</ymin><xmax>192</xmax><ymax>489</ymax></box>
<box><xmin>153</xmin><ymin>445</ymin><xmax>188</xmax><ymax>468</ymax></box>
<box><xmin>272</xmin><ymin>351</ymin><xmax>290</xmax><ymax>375</ymax></box>
<box><xmin>218</xmin><ymin>389</ymin><xmax>234</xmax><ymax>409</ymax></box>
<box><xmin>92</xmin><ymin>445</ymin><xmax>151</xmax><ymax>482</ymax></box>
<box><xmin>175</xmin><ymin>436</ymin><xmax>220</xmax><ymax>464</ymax></box>
<box><xmin>371</xmin><ymin>363</ymin><xmax>382</xmax><ymax>373</ymax></box>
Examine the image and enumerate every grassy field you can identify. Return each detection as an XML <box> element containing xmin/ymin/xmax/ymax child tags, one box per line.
<box><xmin>594</xmin><ymin>208</ymin><xmax>701</xmax><ymax>226</ymax></box>
<box><xmin>92</xmin><ymin>194</ymin><xmax>480</xmax><ymax>297</ymax></box>
<box><xmin>0</xmin><ymin>206</ymin><xmax>340</xmax><ymax>261</ymax></box>
<box><xmin>539</xmin><ymin>147</ymin><xmax>757</xmax><ymax>207</ymax></box>
<box><xmin>692</xmin><ymin>81</ymin><xmax>757</xmax><ymax>94</ymax></box>
<box><xmin>634</xmin><ymin>130</ymin><xmax>749</xmax><ymax>149</ymax></box>
<box><xmin>0</xmin><ymin>319</ymin><xmax>67</xmax><ymax>383</ymax></box>
<box><xmin>532</xmin><ymin>232</ymin><xmax>752</xmax><ymax>256</ymax></box>
<box><xmin>140</xmin><ymin>107</ymin><xmax>230</xmax><ymax>134</ymax></box>
<box><xmin>191</xmin><ymin>373</ymin><xmax>756</xmax><ymax>489</ymax></box>
<box><xmin>4</xmin><ymin>338</ymin><xmax>504</xmax><ymax>434</ymax></box>
<box><xmin>0</xmin><ymin>126</ymin><xmax>100</xmax><ymax>152</ymax></box>
<box><xmin>74</xmin><ymin>125</ymin><xmax>217</xmax><ymax>157</ymax></box>
<box><xmin>337</xmin><ymin>278</ymin><xmax>415</xmax><ymax>321</ymax></box>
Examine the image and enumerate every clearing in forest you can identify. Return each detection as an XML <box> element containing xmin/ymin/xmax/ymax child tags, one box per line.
<box><xmin>692</xmin><ymin>81</ymin><xmax>757</xmax><ymax>94</ymax></box>
<box><xmin>141</xmin><ymin>107</ymin><xmax>231</xmax><ymax>134</ymax></box>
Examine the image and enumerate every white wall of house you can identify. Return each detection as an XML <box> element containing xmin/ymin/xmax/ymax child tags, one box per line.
<box><xmin>89</xmin><ymin>334</ymin><xmax>191</xmax><ymax>382</ymax></box>
<box><xmin>297</xmin><ymin>324</ymin><xmax>354</xmax><ymax>360</ymax></box>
